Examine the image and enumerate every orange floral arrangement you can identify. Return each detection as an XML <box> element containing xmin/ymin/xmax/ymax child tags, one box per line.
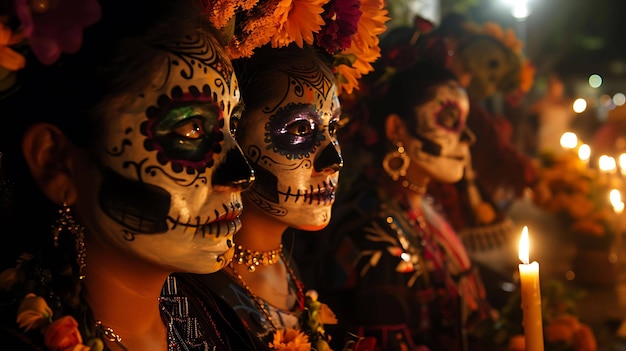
<box><xmin>472</xmin><ymin>280</ymin><xmax>598</xmax><ymax>351</ymax></box>
<box><xmin>268</xmin><ymin>290</ymin><xmax>337</xmax><ymax>351</ymax></box>
<box><xmin>532</xmin><ymin>150</ymin><xmax>615</xmax><ymax>248</ymax></box>
<box><xmin>203</xmin><ymin>0</ymin><xmax>390</xmax><ymax>96</ymax></box>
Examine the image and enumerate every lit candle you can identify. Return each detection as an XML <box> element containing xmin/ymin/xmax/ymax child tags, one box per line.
<box><xmin>610</xmin><ymin>189</ymin><xmax>625</xmax><ymax>257</ymax></box>
<box><xmin>619</xmin><ymin>153</ymin><xmax>626</xmax><ymax>177</ymax></box>
<box><xmin>518</xmin><ymin>226</ymin><xmax>544</xmax><ymax>351</ymax></box>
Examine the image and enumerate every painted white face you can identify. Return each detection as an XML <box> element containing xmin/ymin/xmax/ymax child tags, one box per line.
<box><xmin>236</xmin><ymin>59</ymin><xmax>342</xmax><ymax>231</ymax></box>
<box><xmin>405</xmin><ymin>80</ymin><xmax>471</xmax><ymax>183</ymax></box>
<box><xmin>78</xmin><ymin>31</ymin><xmax>253</xmax><ymax>273</ymax></box>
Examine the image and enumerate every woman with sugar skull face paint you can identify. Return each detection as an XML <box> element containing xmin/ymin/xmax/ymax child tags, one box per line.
<box><xmin>181</xmin><ymin>43</ymin><xmax>344</xmax><ymax>351</ymax></box>
<box><xmin>0</xmin><ymin>0</ymin><xmax>258</xmax><ymax>350</ymax></box>
<box><xmin>315</xmin><ymin>26</ymin><xmax>494</xmax><ymax>351</ymax></box>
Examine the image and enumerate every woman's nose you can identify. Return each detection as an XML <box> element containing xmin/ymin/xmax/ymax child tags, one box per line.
<box><xmin>314</xmin><ymin>141</ymin><xmax>343</xmax><ymax>174</ymax></box>
<box><xmin>212</xmin><ymin>147</ymin><xmax>255</xmax><ymax>190</ymax></box>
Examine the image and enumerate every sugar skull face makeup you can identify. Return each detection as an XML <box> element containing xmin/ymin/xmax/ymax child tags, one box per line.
<box><xmin>77</xmin><ymin>31</ymin><xmax>253</xmax><ymax>273</ymax></box>
<box><xmin>405</xmin><ymin>80</ymin><xmax>472</xmax><ymax>183</ymax></box>
<box><xmin>236</xmin><ymin>58</ymin><xmax>342</xmax><ymax>231</ymax></box>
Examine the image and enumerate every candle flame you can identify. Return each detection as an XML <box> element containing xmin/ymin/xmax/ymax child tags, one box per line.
<box><xmin>519</xmin><ymin>226</ymin><xmax>529</xmax><ymax>264</ymax></box>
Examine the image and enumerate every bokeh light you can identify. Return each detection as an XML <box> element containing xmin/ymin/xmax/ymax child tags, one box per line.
<box><xmin>560</xmin><ymin>132</ymin><xmax>578</xmax><ymax>149</ymax></box>
<box><xmin>573</xmin><ymin>98</ymin><xmax>587</xmax><ymax>113</ymax></box>
<box><xmin>588</xmin><ymin>74</ymin><xmax>602</xmax><ymax>88</ymax></box>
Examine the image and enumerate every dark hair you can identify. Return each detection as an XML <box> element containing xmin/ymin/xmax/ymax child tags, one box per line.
<box><xmin>0</xmin><ymin>0</ymin><xmax>222</xmax><ymax>326</ymax></box>
<box><xmin>360</xmin><ymin>26</ymin><xmax>459</xmax><ymax>161</ymax></box>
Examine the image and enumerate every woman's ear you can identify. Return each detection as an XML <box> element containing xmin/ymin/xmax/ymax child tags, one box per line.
<box><xmin>22</xmin><ymin>123</ymin><xmax>79</xmax><ymax>205</ymax></box>
<box><xmin>385</xmin><ymin>113</ymin><xmax>407</xmax><ymax>141</ymax></box>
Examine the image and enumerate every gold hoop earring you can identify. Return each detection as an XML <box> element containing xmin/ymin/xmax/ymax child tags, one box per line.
<box><xmin>52</xmin><ymin>202</ymin><xmax>87</xmax><ymax>279</ymax></box>
<box><xmin>382</xmin><ymin>141</ymin><xmax>410</xmax><ymax>181</ymax></box>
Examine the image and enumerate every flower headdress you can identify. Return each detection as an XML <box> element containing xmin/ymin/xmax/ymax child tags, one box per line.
<box><xmin>202</xmin><ymin>0</ymin><xmax>390</xmax><ymax>96</ymax></box>
<box><xmin>0</xmin><ymin>0</ymin><xmax>102</xmax><ymax>93</ymax></box>
<box><xmin>438</xmin><ymin>14</ymin><xmax>536</xmax><ymax>104</ymax></box>
<box><xmin>334</xmin><ymin>15</ymin><xmax>452</xmax><ymax>148</ymax></box>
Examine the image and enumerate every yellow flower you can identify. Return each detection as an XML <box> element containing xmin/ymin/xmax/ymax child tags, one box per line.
<box><xmin>270</xmin><ymin>0</ymin><xmax>327</xmax><ymax>48</ymax></box>
<box><xmin>17</xmin><ymin>293</ymin><xmax>53</xmax><ymax>332</ymax></box>
<box><xmin>0</xmin><ymin>24</ymin><xmax>25</xmax><ymax>71</ymax></box>
<box><xmin>270</xmin><ymin>327</ymin><xmax>311</xmax><ymax>351</ymax></box>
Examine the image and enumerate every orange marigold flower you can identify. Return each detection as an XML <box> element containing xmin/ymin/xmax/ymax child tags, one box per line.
<box><xmin>202</xmin><ymin>0</ymin><xmax>258</xmax><ymax>29</ymax></box>
<box><xmin>0</xmin><ymin>24</ymin><xmax>26</xmax><ymax>71</ymax></box>
<box><xmin>334</xmin><ymin>0</ymin><xmax>388</xmax><ymax>95</ymax></box>
<box><xmin>270</xmin><ymin>0</ymin><xmax>327</xmax><ymax>48</ymax></box>
<box><xmin>573</xmin><ymin>324</ymin><xmax>598</xmax><ymax>351</ymax></box>
<box><xmin>225</xmin><ymin>0</ymin><xmax>282</xmax><ymax>59</ymax></box>
<box><xmin>545</xmin><ymin>314</ymin><xmax>580</xmax><ymax>343</ymax></box>
<box><xmin>519</xmin><ymin>59</ymin><xmax>535</xmax><ymax>93</ymax></box>
<box><xmin>270</xmin><ymin>327</ymin><xmax>311</xmax><ymax>351</ymax></box>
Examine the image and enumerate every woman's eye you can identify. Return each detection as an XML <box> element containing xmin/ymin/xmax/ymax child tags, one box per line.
<box><xmin>174</xmin><ymin>118</ymin><xmax>205</xmax><ymax>139</ymax></box>
<box><xmin>287</xmin><ymin>120</ymin><xmax>314</xmax><ymax>136</ymax></box>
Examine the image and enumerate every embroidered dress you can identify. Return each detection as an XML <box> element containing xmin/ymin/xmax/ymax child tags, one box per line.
<box><xmin>163</xmin><ymin>274</ymin><xmax>262</xmax><ymax>351</ymax></box>
<box><xmin>192</xmin><ymin>264</ymin><xmax>303</xmax><ymax>350</ymax></box>
<box><xmin>327</xmin><ymin>175</ymin><xmax>490</xmax><ymax>351</ymax></box>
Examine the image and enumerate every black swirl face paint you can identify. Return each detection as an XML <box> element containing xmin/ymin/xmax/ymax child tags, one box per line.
<box><xmin>237</xmin><ymin>57</ymin><xmax>342</xmax><ymax>231</ymax></box>
<box><xmin>89</xmin><ymin>31</ymin><xmax>252</xmax><ymax>274</ymax></box>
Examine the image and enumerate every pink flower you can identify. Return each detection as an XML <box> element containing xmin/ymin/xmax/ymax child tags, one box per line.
<box><xmin>43</xmin><ymin>315</ymin><xmax>85</xmax><ymax>351</ymax></box>
<box><xmin>14</xmin><ymin>0</ymin><xmax>101</xmax><ymax>65</ymax></box>
<box><xmin>316</xmin><ymin>0</ymin><xmax>362</xmax><ymax>54</ymax></box>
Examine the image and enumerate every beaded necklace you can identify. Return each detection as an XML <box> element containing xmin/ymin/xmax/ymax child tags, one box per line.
<box><xmin>229</xmin><ymin>250</ymin><xmax>305</xmax><ymax>331</ymax></box>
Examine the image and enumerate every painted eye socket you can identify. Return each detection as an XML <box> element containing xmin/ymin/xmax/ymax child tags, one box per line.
<box><xmin>436</xmin><ymin>101</ymin><xmax>462</xmax><ymax>131</ymax></box>
<box><xmin>267</xmin><ymin>103</ymin><xmax>325</xmax><ymax>160</ymax></box>
<box><xmin>150</xmin><ymin>104</ymin><xmax>223</xmax><ymax>165</ymax></box>
<box><xmin>174</xmin><ymin>117</ymin><xmax>205</xmax><ymax>139</ymax></box>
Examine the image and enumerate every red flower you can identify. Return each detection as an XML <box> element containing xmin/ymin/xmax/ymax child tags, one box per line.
<box><xmin>383</xmin><ymin>44</ymin><xmax>420</xmax><ymax>72</ymax></box>
<box><xmin>316</xmin><ymin>0</ymin><xmax>362</xmax><ymax>54</ymax></box>
<box><xmin>14</xmin><ymin>0</ymin><xmax>101</xmax><ymax>65</ymax></box>
<box><xmin>43</xmin><ymin>316</ymin><xmax>84</xmax><ymax>351</ymax></box>
<box><xmin>413</xmin><ymin>15</ymin><xmax>434</xmax><ymax>33</ymax></box>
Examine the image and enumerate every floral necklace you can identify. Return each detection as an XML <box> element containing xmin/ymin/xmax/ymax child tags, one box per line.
<box><xmin>229</xmin><ymin>250</ymin><xmax>304</xmax><ymax>331</ymax></box>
